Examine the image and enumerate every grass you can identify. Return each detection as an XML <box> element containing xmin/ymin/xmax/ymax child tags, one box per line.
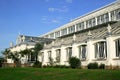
<box><xmin>0</xmin><ymin>68</ymin><xmax>120</xmax><ymax>80</ymax></box>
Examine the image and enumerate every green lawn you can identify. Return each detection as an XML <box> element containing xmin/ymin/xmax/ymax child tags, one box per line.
<box><xmin>0</xmin><ymin>68</ymin><xmax>120</xmax><ymax>80</ymax></box>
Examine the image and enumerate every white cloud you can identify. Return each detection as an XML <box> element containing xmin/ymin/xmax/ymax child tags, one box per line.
<box><xmin>41</xmin><ymin>16</ymin><xmax>47</xmax><ymax>21</ymax></box>
<box><xmin>41</xmin><ymin>16</ymin><xmax>61</xmax><ymax>24</ymax></box>
<box><xmin>48</xmin><ymin>6</ymin><xmax>68</xmax><ymax>12</ymax></box>
<box><xmin>66</xmin><ymin>0</ymin><xmax>73</xmax><ymax>3</ymax></box>
<box><xmin>51</xmin><ymin>19</ymin><xmax>60</xmax><ymax>23</ymax></box>
<box><xmin>48</xmin><ymin>8</ymin><xmax>56</xmax><ymax>12</ymax></box>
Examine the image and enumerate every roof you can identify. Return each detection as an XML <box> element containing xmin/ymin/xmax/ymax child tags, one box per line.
<box><xmin>44</xmin><ymin>21</ymin><xmax>120</xmax><ymax>49</ymax></box>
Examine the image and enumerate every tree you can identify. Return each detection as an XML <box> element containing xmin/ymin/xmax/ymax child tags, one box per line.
<box><xmin>33</xmin><ymin>43</ymin><xmax>43</xmax><ymax>62</ymax></box>
<box><xmin>19</xmin><ymin>49</ymin><xmax>33</xmax><ymax>62</ymax></box>
<box><xmin>2</xmin><ymin>49</ymin><xmax>11</xmax><ymax>61</ymax></box>
<box><xmin>69</xmin><ymin>57</ymin><xmax>81</xmax><ymax>69</ymax></box>
<box><xmin>0</xmin><ymin>57</ymin><xmax>4</xmax><ymax>67</ymax></box>
<box><xmin>2</xmin><ymin>49</ymin><xmax>20</xmax><ymax>67</ymax></box>
<box><xmin>2</xmin><ymin>48</ymin><xmax>33</xmax><ymax>67</ymax></box>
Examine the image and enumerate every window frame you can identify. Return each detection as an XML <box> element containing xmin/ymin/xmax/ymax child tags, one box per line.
<box><xmin>78</xmin><ymin>45</ymin><xmax>87</xmax><ymax>60</ymax></box>
<box><xmin>115</xmin><ymin>38</ymin><xmax>120</xmax><ymax>58</ymax></box>
<box><xmin>66</xmin><ymin>47</ymin><xmax>72</xmax><ymax>61</ymax></box>
<box><xmin>94</xmin><ymin>41</ymin><xmax>107</xmax><ymax>59</ymax></box>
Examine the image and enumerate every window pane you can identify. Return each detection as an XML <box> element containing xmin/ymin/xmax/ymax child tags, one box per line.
<box><xmin>115</xmin><ymin>39</ymin><xmax>120</xmax><ymax>57</ymax></box>
<box><xmin>94</xmin><ymin>42</ymin><xmax>107</xmax><ymax>59</ymax></box>
<box><xmin>66</xmin><ymin>47</ymin><xmax>72</xmax><ymax>61</ymax></box>
<box><xmin>79</xmin><ymin>45</ymin><xmax>87</xmax><ymax>59</ymax></box>
<box><xmin>56</xmin><ymin>49</ymin><xmax>61</xmax><ymax>62</ymax></box>
<box><xmin>68</xmin><ymin>25</ymin><xmax>75</xmax><ymax>34</ymax></box>
<box><xmin>62</xmin><ymin>28</ymin><xmax>67</xmax><ymax>36</ymax></box>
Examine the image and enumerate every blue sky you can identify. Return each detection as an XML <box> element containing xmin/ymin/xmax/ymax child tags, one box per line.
<box><xmin>0</xmin><ymin>0</ymin><xmax>115</xmax><ymax>56</ymax></box>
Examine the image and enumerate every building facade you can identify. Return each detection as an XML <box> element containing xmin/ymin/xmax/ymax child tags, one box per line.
<box><xmin>8</xmin><ymin>35</ymin><xmax>53</xmax><ymax>65</ymax></box>
<box><xmin>8</xmin><ymin>0</ymin><xmax>120</xmax><ymax>68</ymax></box>
<box><xmin>39</xmin><ymin>0</ymin><xmax>120</xmax><ymax>69</ymax></box>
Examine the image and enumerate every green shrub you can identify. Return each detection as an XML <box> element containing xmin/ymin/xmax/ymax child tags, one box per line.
<box><xmin>69</xmin><ymin>57</ymin><xmax>81</xmax><ymax>69</ymax></box>
<box><xmin>33</xmin><ymin>61</ymin><xmax>42</xmax><ymax>68</ymax></box>
<box><xmin>99</xmin><ymin>64</ymin><xmax>105</xmax><ymax>69</ymax></box>
<box><xmin>87</xmin><ymin>62</ymin><xmax>98</xmax><ymax>69</ymax></box>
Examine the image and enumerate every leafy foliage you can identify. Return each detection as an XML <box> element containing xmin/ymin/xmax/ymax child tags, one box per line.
<box><xmin>33</xmin><ymin>43</ymin><xmax>43</xmax><ymax>62</ymax></box>
<box><xmin>2</xmin><ymin>48</ymin><xmax>33</xmax><ymax>67</ymax></box>
<box><xmin>0</xmin><ymin>57</ymin><xmax>4</xmax><ymax>67</ymax></box>
<box><xmin>99</xmin><ymin>63</ymin><xmax>105</xmax><ymax>69</ymax></box>
<box><xmin>87</xmin><ymin>62</ymin><xmax>98</xmax><ymax>69</ymax></box>
<box><xmin>69</xmin><ymin>57</ymin><xmax>81</xmax><ymax>68</ymax></box>
<box><xmin>33</xmin><ymin>61</ymin><xmax>42</xmax><ymax>68</ymax></box>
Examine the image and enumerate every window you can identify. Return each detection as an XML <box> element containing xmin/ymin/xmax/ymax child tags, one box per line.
<box><xmin>76</xmin><ymin>22</ymin><xmax>84</xmax><ymax>31</ymax></box>
<box><xmin>79</xmin><ymin>45</ymin><xmax>87</xmax><ymax>60</ymax></box>
<box><xmin>111</xmin><ymin>8</ymin><xmax>120</xmax><ymax>21</ymax></box>
<box><xmin>61</xmin><ymin>28</ymin><xmax>67</xmax><ymax>36</ymax></box>
<box><xmin>56</xmin><ymin>49</ymin><xmax>61</xmax><ymax>63</ymax></box>
<box><xmin>31</xmin><ymin>53</ymin><xmax>36</xmax><ymax>61</ymax></box>
<box><xmin>111</xmin><ymin>11</ymin><xmax>116</xmax><ymax>21</ymax></box>
<box><xmin>104</xmin><ymin>13</ymin><xmax>109</xmax><ymax>22</ymax></box>
<box><xmin>68</xmin><ymin>25</ymin><xmax>75</xmax><ymax>34</ymax></box>
<box><xmin>86</xmin><ymin>18</ymin><xmax>96</xmax><ymax>28</ymax></box>
<box><xmin>86</xmin><ymin>20</ymin><xmax>91</xmax><ymax>28</ymax></box>
<box><xmin>91</xmin><ymin>18</ymin><xmax>96</xmax><ymax>27</ymax></box>
<box><xmin>97</xmin><ymin>13</ymin><xmax>109</xmax><ymax>25</ymax></box>
<box><xmin>48</xmin><ymin>51</ymin><xmax>52</xmax><ymax>62</ymax></box>
<box><xmin>115</xmin><ymin>39</ymin><xmax>120</xmax><ymax>57</ymax></box>
<box><xmin>66</xmin><ymin>47</ymin><xmax>72</xmax><ymax>61</ymax></box>
<box><xmin>116</xmin><ymin>8</ymin><xmax>120</xmax><ymax>20</ymax></box>
<box><xmin>94</xmin><ymin>41</ymin><xmax>107</xmax><ymax>59</ymax></box>
<box><xmin>55</xmin><ymin>31</ymin><xmax>60</xmax><ymax>38</ymax></box>
<box><xmin>101</xmin><ymin>14</ymin><xmax>104</xmax><ymax>23</ymax></box>
<box><xmin>45</xmin><ymin>35</ymin><xmax>49</xmax><ymax>38</ymax></box>
<box><xmin>97</xmin><ymin>16</ymin><xmax>101</xmax><ymax>25</ymax></box>
<box><xmin>50</xmin><ymin>33</ymin><xmax>54</xmax><ymax>39</ymax></box>
<box><xmin>41</xmin><ymin>52</ymin><xmax>44</xmax><ymax>62</ymax></box>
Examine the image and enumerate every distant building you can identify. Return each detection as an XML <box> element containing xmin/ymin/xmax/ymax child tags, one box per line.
<box><xmin>8</xmin><ymin>35</ymin><xmax>53</xmax><ymax>65</ymax></box>
<box><xmin>7</xmin><ymin>0</ymin><xmax>120</xmax><ymax>68</ymax></box>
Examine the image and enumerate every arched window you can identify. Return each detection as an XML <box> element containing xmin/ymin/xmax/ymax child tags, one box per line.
<box><xmin>48</xmin><ymin>51</ymin><xmax>52</xmax><ymax>62</ymax></box>
<box><xmin>94</xmin><ymin>41</ymin><xmax>107</xmax><ymax>59</ymax></box>
<box><xmin>117</xmin><ymin>11</ymin><xmax>120</xmax><ymax>20</ymax></box>
<box><xmin>115</xmin><ymin>39</ymin><xmax>120</xmax><ymax>57</ymax></box>
<box><xmin>79</xmin><ymin>45</ymin><xmax>87</xmax><ymax>60</ymax></box>
<box><xmin>41</xmin><ymin>52</ymin><xmax>44</xmax><ymax>62</ymax></box>
<box><xmin>66</xmin><ymin>47</ymin><xmax>72</xmax><ymax>61</ymax></box>
<box><xmin>56</xmin><ymin>49</ymin><xmax>61</xmax><ymax>63</ymax></box>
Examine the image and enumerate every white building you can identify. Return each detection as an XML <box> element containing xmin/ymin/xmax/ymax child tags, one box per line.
<box><xmin>39</xmin><ymin>0</ymin><xmax>120</xmax><ymax>69</ymax></box>
<box><xmin>8</xmin><ymin>0</ymin><xmax>120</xmax><ymax>68</ymax></box>
<box><xmin>8</xmin><ymin>35</ymin><xmax>53</xmax><ymax>66</ymax></box>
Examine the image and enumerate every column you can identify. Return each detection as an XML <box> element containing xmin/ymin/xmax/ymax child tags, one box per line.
<box><xmin>42</xmin><ymin>50</ymin><xmax>48</xmax><ymax>65</ymax></box>
<box><xmin>95</xmin><ymin>17</ymin><xmax>97</xmax><ymax>25</ymax></box>
<box><xmin>51</xmin><ymin>47</ymin><xmax>56</xmax><ymax>62</ymax></box>
<box><xmin>72</xmin><ymin>43</ymin><xmax>79</xmax><ymax>58</ymax></box>
<box><xmin>106</xmin><ymin>36</ymin><xmax>115</xmax><ymax>68</ymax></box>
<box><xmin>60</xmin><ymin>30</ymin><xmax>62</xmax><ymax>37</ymax></box>
<box><xmin>53</xmin><ymin>33</ymin><xmax>55</xmax><ymax>39</ymax></box>
<box><xmin>74</xmin><ymin>24</ymin><xmax>77</xmax><ymax>32</ymax></box>
<box><xmin>60</xmin><ymin>45</ymin><xmax>67</xmax><ymax>65</ymax></box>
<box><xmin>67</xmin><ymin>27</ymin><xmax>69</xmax><ymax>34</ymax></box>
<box><xmin>84</xmin><ymin>21</ymin><xmax>86</xmax><ymax>29</ymax></box>
<box><xmin>108</xmin><ymin>12</ymin><xmax>111</xmax><ymax>21</ymax></box>
<box><xmin>87</xmin><ymin>40</ymin><xmax>94</xmax><ymax>63</ymax></box>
